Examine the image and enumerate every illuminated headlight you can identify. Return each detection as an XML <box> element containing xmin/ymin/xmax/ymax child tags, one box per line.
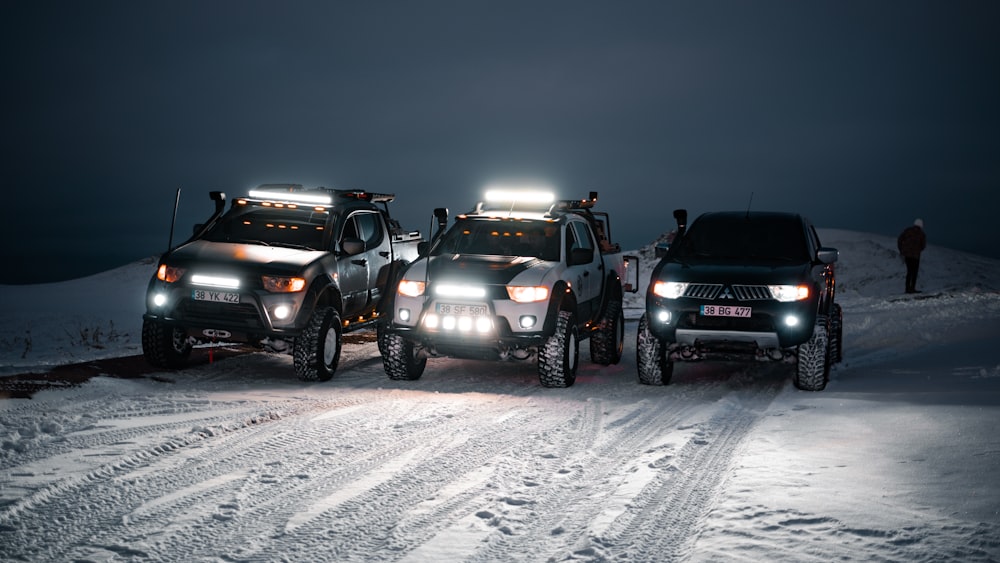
<box><xmin>518</xmin><ymin>315</ymin><xmax>536</xmax><ymax>329</ymax></box>
<box><xmin>152</xmin><ymin>293</ymin><xmax>168</xmax><ymax>307</ymax></box>
<box><xmin>398</xmin><ymin>280</ymin><xmax>426</xmax><ymax>297</ymax></box>
<box><xmin>156</xmin><ymin>264</ymin><xmax>186</xmax><ymax>283</ymax></box>
<box><xmin>507</xmin><ymin>286</ymin><xmax>549</xmax><ymax>303</ymax></box>
<box><xmin>424</xmin><ymin>314</ymin><xmax>440</xmax><ymax>329</ymax></box>
<box><xmin>458</xmin><ymin>316</ymin><xmax>473</xmax><ymax>332</ymax></box>
<box><xmin>477</xmin><ymin>317</ymin><xmax>493</xmax><ymax>332</ymax></box>
<box><xmin>272</xmin><ymin>305</ymin><xmax>292</xmax><ymax>320</ymax></box>
<box><xmin>657</xmin><ymin>310</ymin><xmax>672</xmax><ymax>323</ymax></box>
<box><xmin>442</xmin><ymin>316</ymin><xmax>457</xmax><ymax>330</ymax></box>
<box><xmin>652</xmin><ymin>281</ymin><xmax>688</xmax><ymax>299</ymax></box>
<box><xmin>191</xmin><ymin>274</ymin><xmax>240</xmax><ymax>289</ymax></box>
<box><xmin>263</xmin><ymin>276</ymin><xmax>306</xmax><ymax>293</ymax></box>
<box><xmin>398</xmin><ymin>308</ymin><xmax>411</xmax><ymax>322</ymax></box>
<box><xmin>769</xmin><ymin>285</ymin><xmax>810</xmax><ymax>302</ymax></box>
<box><xmin>784</xmin><ymin>315</ymin><xmax>800</xmax><ymax>327</ymax></box>
<box><xmin>434</xmin><ymin>284</ymin><xmax>487</xmax><ymax>298</ymax></box>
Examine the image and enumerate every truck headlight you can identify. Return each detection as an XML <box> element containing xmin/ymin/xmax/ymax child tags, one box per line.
<box><xmin>156</xmin><ymin>265</ymin><xmax>186</xmax><ymax>283</ymax></box>
<box><xmin>506</xmin><ymin>286</ymin><xmax>549</xmax><ymax>303</ymax></box>
<box><xmin>652</xmin><ymin>281</ymin><xmax>688</xmax><ymax>299</ymax></box>
<box><xmin>398</xmin><ymin>280</ymin><xmax>426</xmax><ymax>297</ymax></box>
<box><xmin>769</xmin><ymin>285</ymin><xmax>810</xmax><ymax>302</ymax></box>
<box><xmin>263</xmin><ymin>276</ymin><xmax>306</xmax><ymax>293</ymax></box>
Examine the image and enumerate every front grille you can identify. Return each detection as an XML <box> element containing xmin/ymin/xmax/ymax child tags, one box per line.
<box><xmin>731</xmin><ymin>285</ymin><xmax>772</xmax><ymax>300</ymax></box>
<box><xmin>683</xmin><ymin>284</ymin><xmax>722</xmax><ymax>299</ymax></box>
<box><xmin>682</xmin><ymin>283</ymin><xmax>772</xmax><ymax>301</ymax></box>
<box><xmin>176</xmin><ymin>299</ymin><xmax>264</xmax><ymax>328</ymax></box>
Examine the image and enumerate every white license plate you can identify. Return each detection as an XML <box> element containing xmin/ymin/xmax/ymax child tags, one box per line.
<box><xmin>700</xmin><ymin>305</ymin><xmax>751</xmax><ymax>317</ymax></box>
<box><xmin>192</xmin><ymin>289</ymin><xmax>241</xmax><ymax>304</ymax></box>
<box><xmin>436</xmin><ymin>302</ymin><xmax>488</xmax><ymax>316</ymax></box>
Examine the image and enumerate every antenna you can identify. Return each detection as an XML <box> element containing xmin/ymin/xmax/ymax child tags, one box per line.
<box><xmin>745</xmin><ymin>191</ymin><xmax>754</xmax><ymax>218</ymax></box>
<box><xmin>167</xmin><ymin>188</ymin><xmax>181</xmax><ymax>252</ymax></box>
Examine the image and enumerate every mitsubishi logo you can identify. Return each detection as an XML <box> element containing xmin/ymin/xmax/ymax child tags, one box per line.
<box><xmin>719</xmin><ymin>287</ymin><xmax>734</xmax><ymax>300</ymax></box>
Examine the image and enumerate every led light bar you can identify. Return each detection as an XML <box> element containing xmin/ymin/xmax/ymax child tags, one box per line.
<box><xmin>434</xmin><ymin>284</ymin><xmax>487</xmax><ymax>298</ymax></box>
<box><xmin>484</xmin><ymin>189</ymin><xmax>555</xmax><ymax>205</ymax></box>
<box><xmin>248</xmin><ymin>189</ymin><xmax>333</xmax><ymax>205</ymax></box>
<box><xmin>191</xmin><ymin>274</ymin><xmax>240</xmax><ymax>289</ymax></box>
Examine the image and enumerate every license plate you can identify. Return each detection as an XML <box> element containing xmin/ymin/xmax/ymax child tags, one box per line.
<box><xmin>192</xmin><ymin>289</ymin><xmax>241</xmax><ymax>304</ymax></box>
<box><xmin>436</xmin><ymin>302</ymin><xmax>488</xmax><ymax>316</ymax></box>
<box><xmin>700</xmin><ymin>305</ymin><xmax>751</xmax><ymax>317</ymax></box>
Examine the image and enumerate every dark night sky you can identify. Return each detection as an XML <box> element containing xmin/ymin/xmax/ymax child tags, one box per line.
<box><xmin>2</xmin><ymin>1</ymin><xmax>998</xmax><ymax>284</ymax></box>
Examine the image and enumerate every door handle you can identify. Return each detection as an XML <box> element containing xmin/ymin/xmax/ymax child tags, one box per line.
<box><xmin>379</xmin><ymin>251</ymin><xmax>390</xmax><ymax>258</ymax></box>
<box><xmin>352</xmin><ymin>259</ymin><xmax>367</xmax><ymax>266</ymax></box>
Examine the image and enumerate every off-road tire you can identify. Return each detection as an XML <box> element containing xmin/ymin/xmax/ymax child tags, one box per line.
<box><xmin>829</xmin><ymin>303</ymin><xmax>843</xmax><ymax>364</ymax></box>
<box><xmin>637</xmin><ymin>313</ymin><xmax>673</xmax><ymax>385</ymax></box>
<box><xmin>142</xmin><ymin>319</ymin><xmax>192</xmax><ymax>369</ymax></box>
<box><xmin>795</xmin><ymin>319</ymin><xmax>829</xmax><ymax>391</ymax></box>
<box><xmin>590</xmin><ymin>298</ymin><xmax>624</xmax><ymax>365</ymax></box>
<box><xmin>382</xmin><ymin>332</ymin><xmax>427</xmax><ymax>381</ymax></box>
<box><xmin>293</xmin><ymin>306</ymin><xmax>342</xmax><ymax>382</ymax></box>
<box><xmin>538</xmin><ymin>310</ymin><xmax>579</xmax><ymax>388</ymax></box>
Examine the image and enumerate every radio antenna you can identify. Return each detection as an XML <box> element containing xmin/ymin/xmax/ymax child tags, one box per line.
<box><xmin>745</xmin><ymin>191</ymin><xmax>754</xmax><ymax>218</ymax></box>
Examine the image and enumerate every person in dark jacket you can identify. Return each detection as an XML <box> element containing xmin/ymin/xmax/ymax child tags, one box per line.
<box><xmin>897</xmin><ymin>218</ymin><xmax>927</xmax><ymax>293</ymax></box>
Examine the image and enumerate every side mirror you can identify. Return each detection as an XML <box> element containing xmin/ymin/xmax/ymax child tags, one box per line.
<box><xmin>417</xmin><ymin>241</ymin><xmax>430</xmax><ymax>257</ymax></box>
<box><xmin>817</xmin><ymin>247</ymin><xmax>838</xmax><ymax>264</ymax></box>
<box><xmin>655</xmin><ymin>242</ymin><xmax>671</xmax><ymax>259</ymax></box>
<box><xmin>623</xmin><ymin>255</ymin><xmax>639</xmax><ymax>293</ymax></box>
<box><xmin>342</xmin><ymin>237</ymin><xmax>366</xmax><ymax>256</ymax></box>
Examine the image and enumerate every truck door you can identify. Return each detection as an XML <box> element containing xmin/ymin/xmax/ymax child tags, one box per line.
<box><xmin>565</xmin><ymin>220</ymin><xmax>602</xmax><ymax>322</ymax></box>
<box><xmin>353</xmin><ymin>211</ymin><xmax>392</xmax><ymax>307</ymax></box>
<box><xmin>338</xmin><ymin>212</ymin><xmax>372</xmax><ymax>315</ymax></box>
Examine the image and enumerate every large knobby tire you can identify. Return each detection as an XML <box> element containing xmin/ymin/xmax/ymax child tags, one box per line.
<box><xmin>795</xmin><ymin>319</ymin><xmax>830</xmax><ymax>391</ymax></box>
<box><xmin>293</xmin><ymin>307</ymin><xmax>342</xmax><ymax>382</ymax></box>
<box><xmin>590</xmin><ymin>298</ymin><xmax>624</xmax><ymax>365</ymax></box>
<box><xmin>142</xmin><ymin>319</ymin><xmax>192</xmax><ymax>369</ymax></box>
<box><xmin>636</xmin><ymin>313</ymin><xmax>673</xmax><ymax>385</ymax></box>
<box><xmin>828</xmin><ymin>303</ymin><xmax>843</xmax><ymax>364</ymax></box>
<box><xmin>382</xmin><ymin>332</ymin><xmax>427</xmax><ymax>381</ymax></box>
<box><xmin>538</xmin><ymin>310</ymin><xmax>579</xmax><ymax>388</ymax></box>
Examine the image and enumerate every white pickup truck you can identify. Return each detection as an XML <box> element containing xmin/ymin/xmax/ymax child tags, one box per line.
<box><xmin>379</xmin><ymin>189</ymin><xmax>639</xmax><ymax>387</ymax></box>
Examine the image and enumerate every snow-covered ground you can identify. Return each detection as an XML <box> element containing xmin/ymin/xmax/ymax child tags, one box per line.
<box><xmin>1</xmin><ymin>229</ymin><xmax>999</xmax><ymax>562</ymax></box>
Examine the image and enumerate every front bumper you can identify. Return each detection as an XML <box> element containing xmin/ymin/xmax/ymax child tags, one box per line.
<box><xmin>645</xmin><ymin>295</ymin><xmax>817</xmax><ymax>351</ymax></box>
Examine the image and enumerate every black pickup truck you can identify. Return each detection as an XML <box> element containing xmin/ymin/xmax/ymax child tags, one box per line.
<box><xmin>141</xmin><ymin>184</ymin><xmax>422</xmax><ymax>381</ymax></box>
<box><xmin>638</xmin><ymin>209</ymin><xmax>841</xmax><ymax>391</ymax></box>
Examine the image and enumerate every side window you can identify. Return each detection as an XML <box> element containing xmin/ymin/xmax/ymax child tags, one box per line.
<box><xmin>568</xmin><ymin>221</ymin><xmax>596</xmax><ymax>265</ymax></box>
<box><xmin>341</xmin><ymin>215</ymin><xmax>360</xmax><ymax>241</ymax></box>
<box><xmin>355</xmin><ymin>212</ymin><xmax>384</xmax><ymax>247</ymax></box>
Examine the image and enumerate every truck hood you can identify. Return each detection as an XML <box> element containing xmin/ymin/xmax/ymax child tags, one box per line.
<box><xmin>423</xmin><ymin>254</ymin><xmax>552</xmax><ymax>286</ymax></box>
<box><xmin>167</xmin><ymin>240</ymin><xmax>326</xmax><ymax>272</ymax></box>
<box><xmin>657</xmin><ymin>259</ymin><xmax>814</xmax><ymax>286</ymax></box>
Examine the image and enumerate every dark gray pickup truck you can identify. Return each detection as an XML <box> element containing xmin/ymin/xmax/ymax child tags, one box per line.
<box><xmin>142</xmin><ymin>184</ymin><xmax>422</xmax><ymax>381</ymax></box>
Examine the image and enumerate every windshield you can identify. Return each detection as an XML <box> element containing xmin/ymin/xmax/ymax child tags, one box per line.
<box><xmin>432</xmin><ymin>218</ymin><xmax>560</xmax><ymax>260</ymax></box>
<box><xmin>201</xmin><ymin>205</ymin><xmax>330</xmax><ymax>250</ymax></box>
<box><xmin>674</xmin><ymin>215</ymin><xmax>809</xmax><ymax>262</ymax></box>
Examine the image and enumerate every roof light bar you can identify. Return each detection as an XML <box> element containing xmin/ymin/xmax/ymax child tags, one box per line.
<box><xmin>248</xmin><ymin>189</ymin><xmax>333</xmax><ymax>205</ymax></box>
<box><xmin>484</xmin><ymin>189</ymin><xmax>555</xmax><ymax>205</ymax></box>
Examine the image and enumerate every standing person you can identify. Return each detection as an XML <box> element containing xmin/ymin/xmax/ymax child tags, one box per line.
<box><xmin>897</xmin><ymin>218</ymin><xmax>927</xmax><ymax>294</ymax></box>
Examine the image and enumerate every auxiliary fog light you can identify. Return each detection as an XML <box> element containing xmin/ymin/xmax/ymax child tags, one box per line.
<box><xmin>476</xmin><ymin>317</ymin><xmax>492</xmax><ymax>333</ymax></box>
<box><xmin>519</xmin><ymin>315</ymin><xmax>537</xmax><ymax>329</ymax></box>
<box><xmin>442</xmin><ymin>316</ymin><xmax>457</xmax><ymax>330</ymax></box>
<box><xmin>784</xmin><ymin>315</ymin><xmax>800</xmax><ymax>327</ymax></box>
<box><xmin>458</xmin><ymin>316</ymin><xmax>473</xmax><ymax>332</ymax></box>
<box><xmin>273</xmin><ymin>305</ymin><xmax>292</xmax><ymax>320</ymax></box>
<box><xmin>656</xmin><ymin>310</ymin><xmax>672</xmax><ymax>323</ymax></box>
<box><xmin>153</xmin><ymin>293</ymin><xmax>168</xmax><ymax>307</ymax></box>
<box><xmin>398</xmin><ymin>308</ymin><xmax>411</xmax><ymax>322</ymax></box>
<box><xmin>424</xmin><ymin>314</ymin><xmax>440</xmax><ymax>329</ymax></box>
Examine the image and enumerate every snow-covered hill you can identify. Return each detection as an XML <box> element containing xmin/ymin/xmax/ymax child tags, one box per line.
<box><xmin>1</xmin><ymin>230</ymin><xmax>999</xmax><ymax>562</ymax></box>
